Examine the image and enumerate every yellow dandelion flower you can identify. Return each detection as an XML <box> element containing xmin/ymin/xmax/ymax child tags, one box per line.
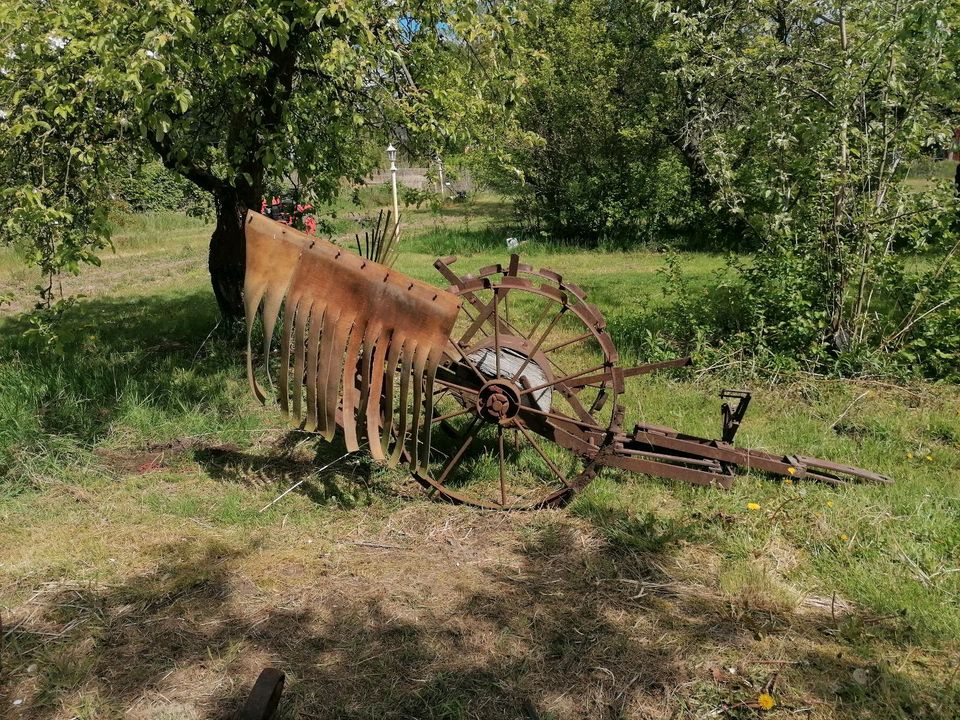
<box><xmin>827</xmin><ymin>500</ymin><xmax>834</xmax><ymax>508</ymax></box>
<box><xmin>907</xmin><ymin>452</ymin><xmax>913</xmax><ymax>459</ymax></box>
<box><xmin>787</xmin><ymin>466</ymin><xmax>797</xmax><ymax>475</ymax></box>
<box><xmin>747</xmin><ymin>502</ymin><xmax>761</xmax><ymax>511</ymax></box>
<box><xmin>757</xmin><ymin>693</ymin><xmax>776</xmax><ymax>711</ymax></box>
<box><xmin>925</xmin><ymin>455</ymin><xmax>933</xmax><ymax>462</ymax></box>
<box><xmin>783</xmin><ymin>477</ymin><xmax>793</xmax><ymax>485</ymax></box>
<box><xmin>840</xmin><ymin>533</ymin><xmax>849</xmax><ymax>542</ymax></box>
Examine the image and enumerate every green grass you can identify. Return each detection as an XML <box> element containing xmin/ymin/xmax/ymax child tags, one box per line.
<box><xmin>904</xmin><ymin>158</ymin><xmax>957</xmax><ymax>192</ymax></box>
<box><xmin>1</xmin><ymin>196</ymin><xmax>959</xmax><ymax>719</ymax></box>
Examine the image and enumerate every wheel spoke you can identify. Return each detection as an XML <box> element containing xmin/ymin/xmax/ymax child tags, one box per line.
<box><xmin>436</xmin><ymin>416</ymin><xmax>481</xmax><ymax>485</ymax></box>
<box><xmin>447</xmin><ymin>339</ymin><xmax>487</xmax><ymax>384</ymax></box>
<box><xmin>516</xmin><ymin>423</ymin><xmax>571</xmax><ymax>488</ymax></box>
<box><xmin>516</xmin><ymin>403</ymin><xmax>607</xmax><ymax>432</ymax></box>
<box><xmin>459</xmin><ymin>297</ymin><xmax>496</xmax><ymax>347</ymax></box>
<box><xmin>543</xmin><ymin>331</ymin><xmax>594</xmax><ymax>354</ymax></box>
<box><xmin>458</xmin><ymin>303</ymin><xmax>490</xmax><ymax>340</ymax></box>
<box><xmin>492</xmin><ymin>288</ymin><xmax>502</xmax><ymax>378</ymax></box>
<box><xmin>518</xmin><ymin>363</ymin><xmax>607</xmax><ymax>397</ymax></box>
<box><xmin>417</xmin><ymin>262</ymin><xmax>622</xmax><ymax>510</ymax></box>
<box><xmin>526</xmin><ymin>300</ymin><xmax>554</xmax><ymax>340</ymax></box>
<box><xmin>432</xmin><ymin>405</ymin><xmax>474</xmax><ymax>424</ymax></box>
<box><xmin>435</xmin><ymin>374</ymin><xmax>481</xmax><ymax>398</ymax></box>
<box><xmin>513</xmin><ymin>308</ymin><xmax>566</xmax><ymax>380</ymax></box>
<box><xmin>460</xmin><ymin>286</ymin><xmax>527</xmax><ymax>348</ymax></box>
<box><xmin>498</xmin><ymin>425</ymin><xmax>507</xmax><ymax>506</ymax></box>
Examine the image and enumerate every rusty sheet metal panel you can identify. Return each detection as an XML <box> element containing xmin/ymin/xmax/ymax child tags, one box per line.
<box><xmin>243</xmin><ymin>211</ymin><xmax>461</xmax><ymax>472</ymax></box>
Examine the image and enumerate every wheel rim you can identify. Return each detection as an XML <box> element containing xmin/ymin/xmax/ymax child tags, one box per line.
<box><xmin>412</xmin><ymin>262</ymin><xmax>623</xmax><ymax>509</ymax></box>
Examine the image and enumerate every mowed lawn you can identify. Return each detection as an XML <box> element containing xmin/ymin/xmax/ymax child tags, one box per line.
<box><xmin>0</xmin><ymin>201</ymin><xmax>958</xmax><ymax>720</ymax></box>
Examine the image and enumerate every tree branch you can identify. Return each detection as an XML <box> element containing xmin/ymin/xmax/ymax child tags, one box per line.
<box><xmin>147</xmin><ymin>133</ymin><xmax>223</xmax><ymax>193</ymax></box>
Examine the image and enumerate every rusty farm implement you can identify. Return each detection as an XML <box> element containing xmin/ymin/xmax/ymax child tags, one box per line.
<box><xmin>244</xmin><ymin>211</ymin><xmax>889</xmax><ymax>509</ymax></box>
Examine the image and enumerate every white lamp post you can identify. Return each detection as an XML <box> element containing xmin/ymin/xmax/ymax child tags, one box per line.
<box><xmin>387</xmin><ymin>143</ymin><xmax>400</xmax><ymax>235</ymax></box>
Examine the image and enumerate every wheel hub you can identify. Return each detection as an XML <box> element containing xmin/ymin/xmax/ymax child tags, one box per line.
<box><xmin>466</xmin><ymin>343</ymin><xmax>553</xmax><ymax>412</ymax></box>
<box><xmin>477</xmin><ymin>380</ymin><xmax>521</xmax><ymax>423</ymax></box>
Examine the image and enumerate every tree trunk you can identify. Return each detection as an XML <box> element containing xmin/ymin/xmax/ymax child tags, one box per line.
<box><xmin>209</xmin><ymin>186</ymin><xmax>252</xmax><ymax>321</ymax></box>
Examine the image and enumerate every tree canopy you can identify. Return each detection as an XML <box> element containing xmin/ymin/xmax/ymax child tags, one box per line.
<box><xmin>484</xmin><ymin>0</ymin><xmax>959</xmax><ymax>375</ymax></box>
<box><xmin>2</xmin><ymin>0</ymin><xmax>959</xmax><ymax>377</ymax></box>
<box><xmin>0</xmin><ymin>0</ymin><xmax>525</xmax><ymax>314</ymax></box>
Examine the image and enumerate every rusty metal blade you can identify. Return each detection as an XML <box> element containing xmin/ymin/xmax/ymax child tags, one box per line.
<box><xmin>245</xmin><ymin>211</ymin><xmax>460</xmax><ymax>471</ymax></box>
<box><xmin>380</xmin><ymin>332</ymin><xmax>405</xmax><ymax>459</ymax></box>
<box><xmin>389</xmin><ymin>340</ymin><xmax>416</xmax><ymax>468</ymax></box>
<box><xmin>365</xmin><ymin>331</ymin><xmax>391</xmax><ymax>462</ymax></box>
<box><xmin>340</xmin><ymin>318</ymin><xmax>367</xmax><ymax>452</ymax></box>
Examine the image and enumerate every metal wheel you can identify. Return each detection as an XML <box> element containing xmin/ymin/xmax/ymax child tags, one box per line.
<box><xmin>411</xmin><ymin>256</ymin><xmax>624</xmax><ymax>509</ymax></box>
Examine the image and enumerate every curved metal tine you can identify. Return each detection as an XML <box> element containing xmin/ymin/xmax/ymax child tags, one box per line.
<box><xmin>516</xmin><ymin>423</ymin><xmax>572</xmax><ymax>488</ymax></box>
<box><xmin>436</xmin><ymin>415</ymin><xmax>482</xmax><ymax>485</ymax></box>
<box><xmin>498</xmin><ymin>425</ymin><xmax>507</xmax><ymax>506</ymax></box>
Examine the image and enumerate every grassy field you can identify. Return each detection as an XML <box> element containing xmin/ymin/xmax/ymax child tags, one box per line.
<box><xmin>1</xmin><ymin>198</ymin><xmax>958</xmax><ymax>719</ymax></box>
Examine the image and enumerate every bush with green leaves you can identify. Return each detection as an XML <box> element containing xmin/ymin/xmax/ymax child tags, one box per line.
<box><xmin>481</xmin><ymin>0</ymin><xmax>730</xmax><ymax>248</ymax></box>
<box><xmin>647</xmin><ymin>0</ymin><xmax>960</xmax><ymax>378</ymax></box>
<box><xmin>113</xmin><ymin>161</ymin><xmax>210</xmax><ymax>215</ymax></box>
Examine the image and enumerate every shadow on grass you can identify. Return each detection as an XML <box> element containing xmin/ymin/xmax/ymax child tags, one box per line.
<box><xmin>1</xmin><ymin>269</ymin><xmax>955</xmax><ymax>718</ymax></box>
<box><xmin>193</xmin><ymin>432</ymin><xmax>387</xmax><ymax>511</ymax></box>
<box><xmin>4</xmin><ymin>513</ymin><xmax>955</xmax><ymax>719</ymax></box>
<box><xmin>0</xmin><ymin>290</ymin><xmax>387</xmax><ymax>509</ymax></box>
